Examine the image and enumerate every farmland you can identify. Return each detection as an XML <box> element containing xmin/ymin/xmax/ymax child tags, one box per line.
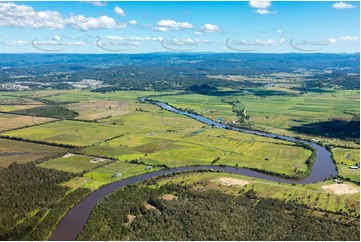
<box><xmin>2</xmin><ymin>120</ymin><xmax>129</xmax><ymax>146</ymax></box>
<box><xmin>79</xmin><ymin>103</ymin><xmax>311</xmax><ymax>177</ymax></box>
<box><xmin>42</xmin><ymin>90</ymin><xmax>177</xmax><ymax>103</ymax></box>
<box><xmin>63</xmin><ymin>160</ymin><xmax>158</xmax><ymax>190</ymax></box>
<box><xmin>0</xmin><ymin>138</ymin><xmax>66</xmax><ymax>168</ymax></box>
<box><xmin>331</xmin><ymin>148</ymin><xmax>360</xmax><ymax>183</ymax></box>
<box><xmin>154</xmin><ymin>88</ymin><xmax>360</xmax><ymax>143</ymax></box>
<box><xmin>38</xmin><ymin>154</ymin><xmax>108</xmax><ymax>174</ymax></box>
<box><xmin>0</xmin><ymin>113</ymin><xmax>54</xmax><ymax>132</ymax></box>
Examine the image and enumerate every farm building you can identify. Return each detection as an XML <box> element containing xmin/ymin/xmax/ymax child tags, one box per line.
<box><xmin>349</xmin><ymin>166</ymin><xmax>359</xmax><ymax>170</ymax></box>
<box><xmin>112</xmin><ymin>173</ymin><xmax>122</xmax><ymax>177</ymax></box>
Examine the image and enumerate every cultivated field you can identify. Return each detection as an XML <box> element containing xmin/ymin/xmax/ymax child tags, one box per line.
<box><xmin>82</xmin><ymin>107</ymin><xmax>311</xmax><ymax>177</ymax></box>
<box><xmin>0</xmin><ymin>138</ymin><xmax>66</xmax><ymax>168</ymax></box>
<box><xmin>0</xmin><ymin>113</ymin><xmax>54</xmax><ymax>132</ymax></box>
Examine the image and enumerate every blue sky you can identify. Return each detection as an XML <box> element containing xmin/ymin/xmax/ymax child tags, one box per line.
<box><xmin>0</xmin><ymin>1</ymin><xmax>359</xmax><ymax>53</ymax></box>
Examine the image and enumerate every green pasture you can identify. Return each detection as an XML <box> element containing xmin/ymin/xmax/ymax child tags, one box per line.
<box><xmin>63</xmin><ymin>160</ymin><xmax>159</xmax><ymax>190</ymax></box>
<box><xmin>2</xmin><ymin>120</ymin><xmax>130</xmax><ymax>146</ymax></box>
<box><xmin>38</xmin><ymin>154</ymin><xmax>101</xmax><ymax>174</ymax></box>
<box><xmin>43</xmin><ymin>90</ymin><xmax>177</xmax><ymax>103</ymax></box>
<box><xmin>332</xmin><ymin>148</ymin><xmax>360</xmax><ymax>183</ymax></box>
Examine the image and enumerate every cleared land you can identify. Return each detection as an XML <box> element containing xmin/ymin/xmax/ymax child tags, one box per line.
<box><xmin>63</xmin><ymin>160</ymin><xmax>158</xmax><ymax>190</ymax></box>
<box><xmin>2</xmin><ymin>120</ymin><xmax>129</xmax><ymax>146</ymax></box>
<box><xmin>0</xmin><ymin>138</ymin><xmax>66</xmax><ymax>168</ymax></box>
<box><xmin>322</xmin><ymin>184</ymin><xmax>359</xmax><ymax>195</ymax></box>
<box><xmin>43</xmin><ymin>90</ymin><xmax>177</xmax><ymax>103</ymax></box>
<box><xmin>0</xmin><ymin>113</ymin><xmax>54</xmax><ymax>132</ymax></box>
<box><xmin>38</xmin><ymin>154</ymin><xmax>106</xmax><ymax>174</ymax></box>
<box><xmin>66</xmin><ymin>100</ymin><xmax>135</xmax><ymax>120</ymax></box>
<box><xmin>0</xmin><ymin>105</ymin><xmax>44</xmax><ymax>112</ymax></box>
<box><xmin>156</xmin><ymin>171</ymin><xmax>360</xmax><ymax>218</ymax></box>
<box><xmin>82</xmin><ymin>106</ymin><xmax>311</xmax><ymax>177</ymax></box>
<box><xmin>331</xmin><ymin>148</ymin><xmax>360</xmax><ymax>182</ymax></box>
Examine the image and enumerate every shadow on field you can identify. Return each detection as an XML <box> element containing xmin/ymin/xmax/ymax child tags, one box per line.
<box><xmin>201</xmin><ymin>89</ymin><xmax>298</xmax><ymax>97</ymax></box>
<box><xmin>289</xmin><ymin>118</ymin><xmax>360</xmax><ymax>139</ymax></box>
<box><xmin>251</xmin><ymin>89</ymin><xmax>299</xmax><ymax>97</ymax></box>
<box><xmin>290</xmin><ymin>88</ymin><xmax>336</xmax><ymax>93</ymax></box>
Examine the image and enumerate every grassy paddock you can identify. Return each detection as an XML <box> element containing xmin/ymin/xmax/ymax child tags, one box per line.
<box><xmin>38</xmin><ymin>154</ymin><xmax>105</xmax><ymax>174</ymax></box>
<box><xmin>63</xmin><ymin>160</ymin><xmax>159</xmax><ymax>190</ymax></box>
<box><xmin>83</xmin><ymin>110</ymin><xmax>311</xmax><ymax>177</ymax></box>
<box><xmin>2</xmin><ymin>120</ymin><xmax>130</xmax><ymax>146</ymax></box>
<box><xmin>331</xmin><ymin>148</ymin><xmax>360</xmax><ymax>183</ymax></box>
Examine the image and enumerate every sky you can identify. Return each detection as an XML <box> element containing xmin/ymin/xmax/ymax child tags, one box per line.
<box><xmin>0</xmin><ymin>1</ymin><xmax>359</xmax><ymax>53</ymax></box>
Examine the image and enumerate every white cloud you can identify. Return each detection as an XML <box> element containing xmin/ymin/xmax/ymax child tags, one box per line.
<box><xmin>328</xmin><ymin>38</ymin><xmax>337</xmax><ymax>43</ymax></box>
<box><xmin>84</xmin><ymin>1</ymin><xmax>107</xmax><ymax>7</ymax></box>
<box><xmin>277</xmin><ymin>29</ymin><xmax>282</xmax><ymax>33</ymax></box>
<box><xmin>339</xmin><ymin>36</ymin><xmax>358</xmax><ymax>41</ymax></box>
<box><xmin>154</xmin><ymin>27</ymin><xmax>170</xmax><ymax>32</ymax></box>
<box><xmin>129</xmin><ymin>20</ymin><xmax>137</xmax><ymax>25</ymax></box>
<box><xmin>66</xmin><ymin>15</ymin><xmax>126</xmax><ymax>31</ymax></box>
<box><xmin>249</xmin><ymin>0</ymin><xmax>272</xmax><ymax>9</ymax></box>
<box><xmin>194</xmin><ymin>31</ymin><xmax>204</xmax><ymax>35</ymax></box>
<box><xmin>114</xmin><ymin>6</ymin><xmax>126</xmax><ymax>17</ymax></box>
<box><xmin>0</xmin><ymin>2</ymin><xmax>64</xmax><ymax>29</ymax></box>
<box><xmin>279</xmin><ymin>38</ymin><xmax>285</xmax><ymax>43</ymax></box>
<box><xmin>154</xmin><ymin>19</ymin><xmax>193</xmax><ymax>31</ymax></box>
<box><xmin>53</xmin><ymin>35</ymin><xmax>61</xmax><ymax>40</ymax></box>
<box><xmin>332</xmin><ymin>2</ymin><xmax>356</xmax><ymax>9</ymax></box>
<box><xmin>0</xmin><ymin>2</ymin><xmax>127</xmax><ymax>31</ymax></box>
<box><xmin>200</xmin><ymin>24</ymin><xmax>221</xmax><ymax>33</ymax></box>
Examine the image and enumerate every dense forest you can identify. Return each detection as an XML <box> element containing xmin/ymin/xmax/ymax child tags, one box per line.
<box><xmin>0</xmin><ymin>163</ymin><xmax>89</xmax><ymax>240</ymax></box>
<box><xmin>79</xmin><ymin>183</ymin><xmax>359</xmax><ymax>241</ymax></box>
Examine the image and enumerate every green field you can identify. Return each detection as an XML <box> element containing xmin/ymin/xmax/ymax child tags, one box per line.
<box><xmin>64</xmin><ymin>160</ymin><xmax>159</xmax><ymax>190</ymax></box>
<box><xmin>332</xmin><ymin>148</ymin><xmax>360</xmax><ymax>183</ymax></box>
<box><xmin>154</xmin><ymin>88</ymin><xmax>360</xmax><ymax>143</ymax></box>
<box><xmin>2</xmin><ymin>120</ymin><xmax>131</xmax><ymax>146</ymax></box>
<box><xmin>156</xmin><ymin>171</ymin><xmax>360</xmax><ymax>217</ymax></box>
<box><xmin>42</xmin><ymin>90</ymin><xmax>177</xmax><ymax>103</ymax></box>
<box><xmin>38</xmin><ymin>154</ymin><xmax>105</xmax><ymax>174</ymax></box>
<box><xmin>0</xmin><ymin>138</ymin><xmax>67</xmax><ymax>168</ymax></box>
<box><xmin>82</xmin><ymin>109</ymin><xmax>311</xmax><ymax>177</ymax></box>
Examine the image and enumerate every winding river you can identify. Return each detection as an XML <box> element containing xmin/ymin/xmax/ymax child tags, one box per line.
<box><xmin>50</xmin><ymin>99</ymin><xmax>337</xmax><ymax>241</ymax></box>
